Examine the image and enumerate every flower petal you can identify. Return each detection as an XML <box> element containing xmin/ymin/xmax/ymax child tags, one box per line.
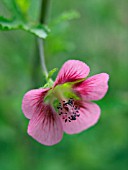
<box><xmin>27</xmin><ymin>105</ymin><xmax>63</xmax><ymax>146</ymax></box>
<box><xmin>22</xmin><ymin>88</ymin><xmax>49</xmax><ymax>119</ymax></box>
<box><xmin>54</xmin><ymin>60</ymin><xmax>90</xmax><ymax>86</ymax></box>
<box><xmin>74</xmin><ymin>73</ymin><xmax>109</xmax><ymax>101</ymax></box>
<box><xmin>61</xmin><ymin>101</ymin><xmax>100</xmax><ymax>134</ymax></box>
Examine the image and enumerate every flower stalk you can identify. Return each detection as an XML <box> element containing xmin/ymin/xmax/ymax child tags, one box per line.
<box><xmin>37</xmin><ymin>38</ymin><xmax>48</xmax><ymax>77</ymax></box>
<box><xmin>38</xmin><ymin>0</ymin><xmax>50</xmax><ymax>78</ymax></box>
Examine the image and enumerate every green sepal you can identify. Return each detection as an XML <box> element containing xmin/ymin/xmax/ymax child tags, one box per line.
<box><xmin>43</xmin><ymin>79</ymin><xmax>54</xmax><ymax>88</ymax></box>
<box><xmin>63</xmin><ymin>91</ymin><xmax>80</xmax><ymax>100</ymax></box>
<box><xmin>47</xmin><ymin>68</ymin><xmax>58</xmax><ymax>81</ymax></box>
<box><xmin>64</xmin><ymin>78</ymin><xmax>86</xmax><ymax>86</ymax></box>
<box><xmin>42</xmin><ymin>68</ymin><xmax>58</xmax><ymax>88</ymax></box>
<box><xmin>43</xmin><ymin>88</ymin><xmax>53</xmax><ymax>103</ymax></box>
<box><xmin>56</xmin><ymin>78</ymin><xmax>85</xmax><ymax>100</ymax></box>
<box><xmin>43</xmin><ymin>78</ymin><xmax>85</xmax><ymax>106</ymax></box>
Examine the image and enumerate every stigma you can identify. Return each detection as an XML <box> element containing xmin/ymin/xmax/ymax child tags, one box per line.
<box><xmin>57</xmin><ymin>98</ymin><xmax>80</xmax><ymax>123</ymax></box>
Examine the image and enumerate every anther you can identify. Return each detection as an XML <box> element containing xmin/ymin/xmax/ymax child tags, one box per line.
<box><xmin>57</xmin><ymin>98</ymin><xmax>80</xmax><ymax>123</ymax></box>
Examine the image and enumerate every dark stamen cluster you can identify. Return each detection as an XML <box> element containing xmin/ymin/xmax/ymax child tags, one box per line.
<box><xmin>57</xmin><ymin>98</ymin><xmax>80</xmax><ymax>123</ymax></box>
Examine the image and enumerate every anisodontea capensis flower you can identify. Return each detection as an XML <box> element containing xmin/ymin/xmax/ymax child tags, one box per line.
<box><xmin>22</xmin><ymin>60</ymin><xmax>109</xmax><ymax>146</ymax></box>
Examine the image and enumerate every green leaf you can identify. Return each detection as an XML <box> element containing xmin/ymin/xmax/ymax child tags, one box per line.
<box><xmin>0</xmin><ymin>16</ymin><xmax>49</xmax><ymax>39</ymax></box>
<box><xmin>47</xmin><ymin>68</ymin><xmax>58</xmax><ymax>80</ymax></box>
<box><xmin>2</xmin><ymin>0</ymin><xmax>24</xmax><ymax>19</ymax></box>
<box><xmin>0</xmin><ymin>16</ymin><xmax>19</xmax><ymax>30</ymax></box>
<box><xmin>58</xmin><ymin>10</ymin><xmax>80</xmax><ymax>21</ymax></box>
<box><xmin>15</xmin><ymin>0</ymin><xmax>30</xmax><ymax>14</ymax></box>
<box><xmin>51</xmin><ymin>10</ymin><xmax>80</xmax><ymax>26</ymax></box>
<box><xmin>22</xmin><ymin>24</ymin><xmax>49</xmax><ymax>39</ymax></box>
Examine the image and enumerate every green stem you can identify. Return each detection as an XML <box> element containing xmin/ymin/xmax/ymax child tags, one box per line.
<box><xmin>40</xmin><ymin>0</ymin><xmax>50</xmax><ymax>24</ymax></box>
<box><xmin>37</xmin><ymin>38</ymin><xmax>48</xmax><ymax>77</ymax></box>
<box><xmin>38</xmin><ymin>0</ymin><xmax>50</xmax><ymax>77</ymax></box>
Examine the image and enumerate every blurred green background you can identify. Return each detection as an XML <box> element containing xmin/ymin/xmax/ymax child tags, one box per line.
<box><xmin>0</xmin><ymin>0</ymin><xmax>128</xmax><ymax>170</ymax></box>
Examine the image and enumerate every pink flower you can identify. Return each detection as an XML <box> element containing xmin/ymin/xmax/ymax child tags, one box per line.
<box><xmin>22</xmin><ymin>60</ymin><xmax>109</xmax><ymax>146</ymax></box>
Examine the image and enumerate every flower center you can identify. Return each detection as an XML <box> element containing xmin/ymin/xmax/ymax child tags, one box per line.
<box><xmin>44</xmin><ymin>82</ymin><xmax>81</xmax><ymax>120</ymax></box>
<box><xmin>57</xmin><ymin>98</ymin><xmax>80</xmax><ymax>123</ymax></box>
